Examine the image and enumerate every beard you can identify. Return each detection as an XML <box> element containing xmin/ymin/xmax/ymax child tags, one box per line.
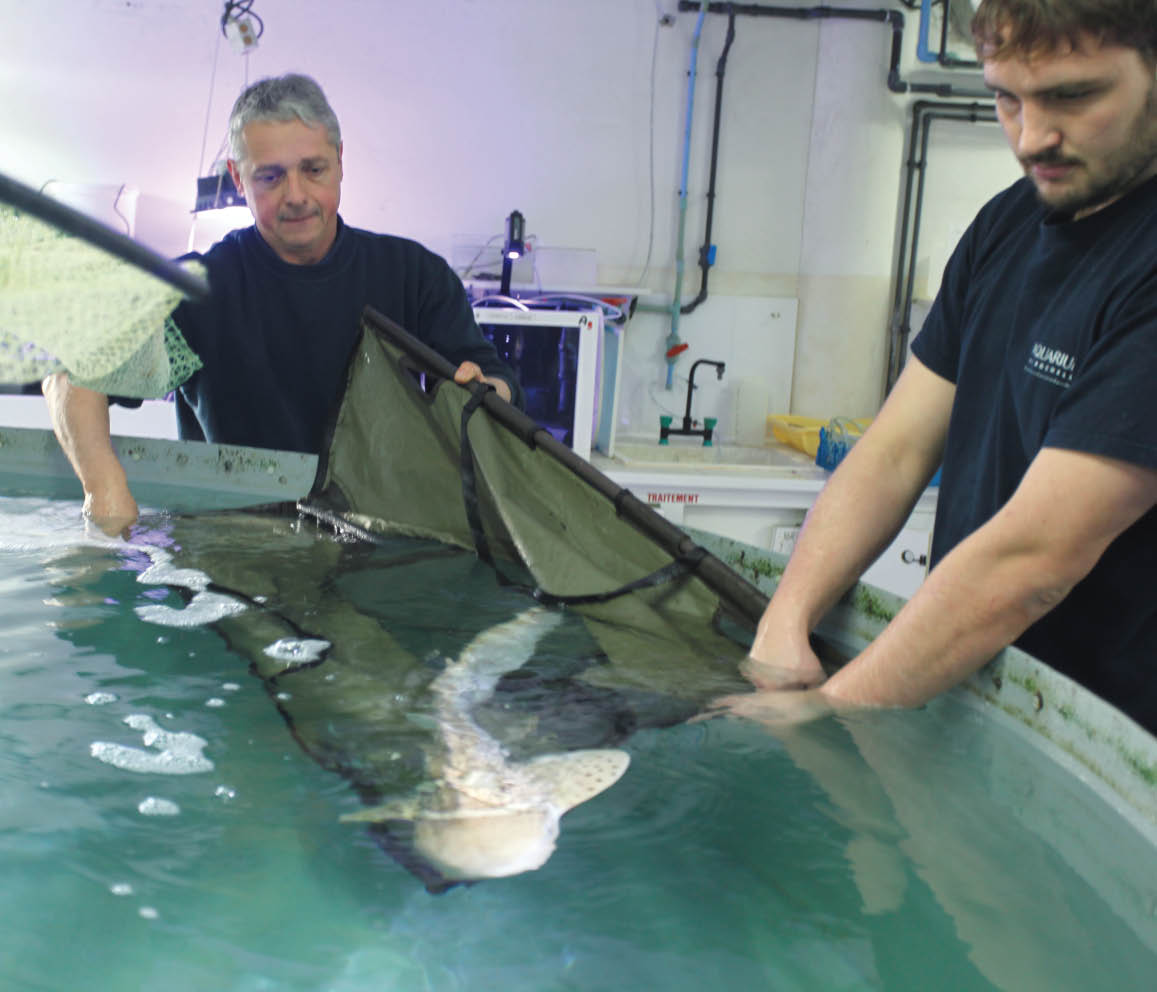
<box><xmin>1025</xmin><ymin>84</ymin><xmax>1157</xmax><ymax>217</ymax></box>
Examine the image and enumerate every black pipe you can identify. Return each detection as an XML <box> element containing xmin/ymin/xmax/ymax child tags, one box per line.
<box><xmin>0</xmin><ymin>170</ymin><xmax>211</xmax><ymax>302</ymax></box>
<box><xmin>886</xmin><ymin>101</ymin><xmax>997</xmax><ymax>388</ymax></box>
<box><xmin>356</xmin><ymin>306</ymin><xmax>771</xmax><ymax>628</ymax></box>
<box><xmin>681</xmin><ymin>6</ymin><xmax>737</xmax><ymax>315</ymax></box>
<box><xmin>937</xmin><ymin>0</ymin><xmax>981</xmax><ymax>71</ymax></box>
<box><xmin>676</xmin><ymin>1</ymin><xmax>991</xmax><ymax>99</ymax></box>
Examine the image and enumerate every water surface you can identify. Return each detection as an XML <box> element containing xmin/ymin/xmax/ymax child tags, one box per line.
<box><xmin>1</xmin><ymin>493</ymin><xmax>1154</xmax><ymax>992</ymax></box>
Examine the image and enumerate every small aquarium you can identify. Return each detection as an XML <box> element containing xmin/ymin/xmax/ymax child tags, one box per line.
<box><xmin>473</xmin><ymin>305</ymin><xmax>600</xmax><ymax>459</ymax></box>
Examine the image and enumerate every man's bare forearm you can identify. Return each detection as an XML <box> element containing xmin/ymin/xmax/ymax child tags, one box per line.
<box><xmin>767</xmin><ymin>435</ymin><xmax>934</xmax><ymax>632</ymax></box>
<box><xmin>820</xmin><ymin>447</ymin><xmax>1157</xmax><ymax>709</ymax></box>
<box><xmin>43</xmin><ymin>374</ymin><xmax>120</xmax><ymax>488</ymax></box>
<box><xmin>819</xmin><ymin>522</ymin><xmax>1070</xmax><ymax>707</ymax></box>
<box><xmin>42</xmin><ymin>373</ymin><xmax>137</xmax><ymax>532</ymax></box>
<box><xmin>750</xmin><ymin>360</ymin><xmax>954</xmax><ymax>667</ymax></box>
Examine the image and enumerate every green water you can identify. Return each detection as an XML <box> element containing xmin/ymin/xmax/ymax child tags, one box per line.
<box><xmin>1</xmin><ymin>492</ymin><xmax>1156</xmax><ymax>992</ymax></box>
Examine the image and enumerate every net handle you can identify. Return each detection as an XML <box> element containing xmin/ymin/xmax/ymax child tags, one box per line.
<box><xmin>0</xmin><ymin>170</ymin><xmax>211</xmax><ymax>302</ymax></box>
<box><xmin>357</xmin><ymin>305</ymin><xmax>770</xmax><ymax>628</ymax></box>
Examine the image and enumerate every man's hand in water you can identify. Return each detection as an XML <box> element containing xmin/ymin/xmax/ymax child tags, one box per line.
<box><xmin>83</xmin><ymin>480</ymin><xmax>138</xmax><ymax>540</ymax></box>
<box><xmin>696</xmin><ymin>687</ymin><xmax>837</xmax><ymax>729</ymax></box>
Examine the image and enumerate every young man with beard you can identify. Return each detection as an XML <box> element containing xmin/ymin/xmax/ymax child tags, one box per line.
<box><xmin>720</xmin><ymin>0</ymin><xmax>1157</xmax><ymax>733</ymax></box>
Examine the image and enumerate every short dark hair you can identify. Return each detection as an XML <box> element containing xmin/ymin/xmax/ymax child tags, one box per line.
<box><xmin>228</xmin><ymin>73</ymin><xmax>342</xmax><ymax>162</ymax></box>
<box><xmin>972</xmin><ymin>0</ymin><xmax>1157</xmax><ymax>63</ymax></box>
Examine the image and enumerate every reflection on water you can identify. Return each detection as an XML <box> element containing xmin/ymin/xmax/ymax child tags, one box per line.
<box><xmin>0</xmin><ymin>494</ymin><xmax>1155</xmax><ymax>991</ymax></box>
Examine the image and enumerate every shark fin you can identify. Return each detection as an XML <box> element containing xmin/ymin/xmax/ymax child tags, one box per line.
<box><xmin>523</xmin><ymin>749</ymin><xmax>630</xmax><ymax>813</ymax></box>
<box><xmin>340</xmin><ymin>796</ymin><xmax>422</xmax><ymax>823</ymax></box>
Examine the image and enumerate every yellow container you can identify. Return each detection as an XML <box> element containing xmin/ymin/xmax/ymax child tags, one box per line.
<box><xmin>767</xmin><ymin>415</ymin><xmax>872</xmax><ymax>458</ymax></box>
<box><xmin>766</xmin><ymin>415</ymin><xmax>826</xmax><ymax>456</ymax></box>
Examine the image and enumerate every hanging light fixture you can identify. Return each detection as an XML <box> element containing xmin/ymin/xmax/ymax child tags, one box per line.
<box><xmin>193</xmin><ymin>168</ymin><xmax>245</xmax><ymax>213</ymax></box>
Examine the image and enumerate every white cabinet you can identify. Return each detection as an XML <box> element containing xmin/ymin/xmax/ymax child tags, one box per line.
<box><xmin>591</xmin><ymin>445</ymin><xmax>937</xmax><ymax>600</ymax></box>
<box><xmin>863</xmin><ymin>525</ymin><xmax>934</xmax><ymax>600</ymax></box>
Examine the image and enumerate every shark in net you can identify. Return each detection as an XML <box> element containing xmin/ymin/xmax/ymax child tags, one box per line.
<box><xmin>130</xmin><ymin>507</ymin><xmax>751</xmax><ymax>890</ymax></box>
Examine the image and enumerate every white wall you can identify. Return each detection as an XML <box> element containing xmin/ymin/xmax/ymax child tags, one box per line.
<box><xmin>1</xmin><ymin>0</ymin><xmax>1021</xmax><ymax>437</ymax></box>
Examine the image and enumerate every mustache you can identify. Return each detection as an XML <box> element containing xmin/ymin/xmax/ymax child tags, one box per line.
<box><xmin>1021</xmin><ymin>150</ymin><xmax>1081</xmax><ymax>168</ymax></box>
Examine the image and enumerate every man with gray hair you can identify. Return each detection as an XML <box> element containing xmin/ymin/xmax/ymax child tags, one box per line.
<box><xmin>716</xmin><ymin>0</ymin><xmax>1157</xmax><ymax>732</ymax></box>
<box><xmin>44</xmin><ymin>73</ymin><xmax>520</xmax><ymax>531</ymax></box>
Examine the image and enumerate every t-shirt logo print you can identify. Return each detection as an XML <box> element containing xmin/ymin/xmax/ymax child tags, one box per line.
<box><xmin>1025</xmin><ymin>342</ymin><xmax>1076</xmax><ymax>388</ymax></box>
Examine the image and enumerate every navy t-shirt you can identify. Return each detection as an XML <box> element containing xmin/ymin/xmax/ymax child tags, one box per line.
<box><xmin>171</xmin><ymin>219</ymin><xmax>520</xmax><ymax>455</ymax></box>
<box><xmin>912</xmin><ymin>174</ymin><xmax>1157</xmax><ymax>732</ymax></box>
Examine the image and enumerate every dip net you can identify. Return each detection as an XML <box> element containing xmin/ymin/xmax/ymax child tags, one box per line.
<box><xmin>0</xmin><ymin>171</ymin><xmax>205</xmax><ymax>397</ymax></box>
<box><xmin>298</xmin><ymin>306</ymin><xmax>768</xmax><ymax>704</ymax></box>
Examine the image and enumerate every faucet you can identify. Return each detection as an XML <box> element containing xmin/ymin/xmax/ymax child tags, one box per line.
<box><xmin>660</xmin><ymin>358</ymin><xmax>725</xmax><ymax>444</ymax></box>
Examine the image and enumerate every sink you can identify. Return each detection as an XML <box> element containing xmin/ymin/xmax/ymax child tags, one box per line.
<box><xmin>605</xmin><ymin>438</ymin><xmax>816</xmax><ymax>471</ymax></box>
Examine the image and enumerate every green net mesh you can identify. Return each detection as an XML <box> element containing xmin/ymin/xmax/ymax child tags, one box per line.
<box><xmin>304</xmin><ymin>314</ymin><xmax>764</xmax><ymax>706</ymax></box>
<box><xmin>0</xmin><ymin>205</ymin><xmax>202</xmax><ymax>396</ymax></box>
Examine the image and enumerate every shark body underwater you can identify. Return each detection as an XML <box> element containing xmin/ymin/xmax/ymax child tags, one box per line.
<box><xmin>128</xmin><ymin>507</ymin><xmax>751</xmax><ymax>891</ymax></box>
<box><xmin>342</xmin><ymin>607</ymin><xmax>630</xmax><ymax>881</ymax></box>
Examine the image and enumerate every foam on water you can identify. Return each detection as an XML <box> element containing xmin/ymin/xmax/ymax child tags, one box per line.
<box><xmin>90</xmin><ymin>714</ymin><xmax>214</xmax><ymax>775</ymax></box>
<box><xmin>137</xmin><ymin>796</ymin><xmax>180</xmax><ymax>816</ymax></box>
<box><xmin>263</xmin><ymin>637</ymin><xmax>331</xmax><ymax>667</ymax></box>
<box><xmin>0</xmin><ymin>498</ymin><xmax>112</xmax><ymax>553</ymax></box>
<box><xmin>0</xmin><ymin>497</ymin><xmax>247</xmax><ymax>629</ymax></box>
<box><xmin>84</xmin><ymin>691</ymin><xmax>118</xmax><ymax>705</ymax></box>
<box><xmin>134</xmin><ymin>589</ymin><xmax>247</xmax><ymax>627</ymax></box>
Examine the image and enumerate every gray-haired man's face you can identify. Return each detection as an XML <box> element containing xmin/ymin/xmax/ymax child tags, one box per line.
<box><xmin>228</xmin><ymin>118</ymin><xmax>343</xmax><ymax>264</ymax></box>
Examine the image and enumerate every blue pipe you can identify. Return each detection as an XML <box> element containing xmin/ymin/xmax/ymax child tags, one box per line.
<box><xmin>916</xmin><ymin>0</ymin><xmax>937</xmax><ymax>62</ymax></box>
<box><xmin>665</xmin><ymin>2</ymin><xmax>707</xmax><ymax>388</ymax></box>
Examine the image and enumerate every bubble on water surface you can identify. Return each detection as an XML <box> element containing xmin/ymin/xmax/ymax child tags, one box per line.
<box><xmin>85</xmin><ymin>691</ymin><xmax>118</xmax><ymax>705</ymax></box>
<box><xmin>205</xmin><ymin>697</ymin><xmax>225</xmax><ymax>708</ymax></box>
<box><xmin>110</xmin><ymin>883</ymin><xmax>133</xmax><ymax>897</ymax></box>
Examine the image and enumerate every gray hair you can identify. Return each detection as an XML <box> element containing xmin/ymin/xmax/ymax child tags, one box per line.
<box><xmin>228</xmin><ymin>73</ymin><xmax>342</xmax><ymax>161</ymax></box>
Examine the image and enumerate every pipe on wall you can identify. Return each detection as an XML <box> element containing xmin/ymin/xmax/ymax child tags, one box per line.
<box><xmin>676</xmin><ymin>1</ymin><xmax>991</xmax><ymax>98</ymax></box>
<box><xmin>651</xmin><ymin>2</ymin><xmax>996</xmax><ymax>404</ymax></box>
<box><xmin>664</xmin><ymin>3</ymin><xmax>710</xmax><ymax>389</ymax></box>
<box><xmin>680</xmin><ymin>5</ymin><xmax>737</xmax><ymax>317</ymax></box>
<box><xmin>885</xmin><ymin>100</ymin><xmax>997</xmax><ymax>389</ymax></box>
<box><xmin>658</xmin><ymin>1</ymin><xmax>994</xmax><ymax>390</ymax></box>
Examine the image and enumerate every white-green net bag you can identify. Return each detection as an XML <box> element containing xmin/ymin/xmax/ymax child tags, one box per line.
<box><xmin>0</xmin><ymin>193</ymin><xmax>205</xmax><ymax>398</ymax></box>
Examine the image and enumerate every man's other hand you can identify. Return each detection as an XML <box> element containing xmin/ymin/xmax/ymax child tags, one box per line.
<box><xmin>453</xmin><ymin>361</ymin><xmax>512</xmax><ymax>403</ymax></box>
